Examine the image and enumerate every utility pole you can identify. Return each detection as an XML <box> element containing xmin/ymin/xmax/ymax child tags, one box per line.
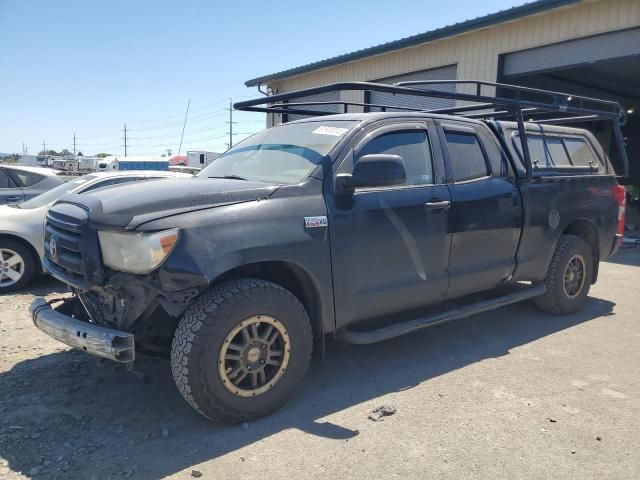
<box><xmin>22</xmin><ymin>143</ymin><xmax>25</xmax><ymax>156</ymax></box>
<box><xmin>226</xmin><ymin>97</ymin><xmax>238</xmax><ymax>150</ymax></box>
<box><xmin>42</xmin><ymin>140</ymin><xmax>46</xmax><ymax>155</ymax></box>
<box><xmin>177</xmin><ymin>98</ymin><xmax>191</xmax><ymax>158</ymax></box>
<box><xmin>123</xmin><ymin>123</ymin><xmax>128</xmax><ymax>157</ymax></box>
<box><xmin>73</xmin><ymin>133</ymin><xmax>76</xmax><ymax>157</ymax></box>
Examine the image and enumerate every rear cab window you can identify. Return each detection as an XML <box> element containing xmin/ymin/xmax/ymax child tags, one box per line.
<box><xmin>509</xmin><ymin>130</ymin><xmax>606</xmax><ymax>175</ymax></box>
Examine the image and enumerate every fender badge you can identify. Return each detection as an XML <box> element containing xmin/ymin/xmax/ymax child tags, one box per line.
<box><xmin>304</xmin><ymin>216</ymin><xmax>328</xmax><ymax>229</ymax></box>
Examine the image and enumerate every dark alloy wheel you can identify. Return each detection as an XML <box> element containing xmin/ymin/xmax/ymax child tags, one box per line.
<box><xmin>534</xmin><ymin>234</ymin><xmax>593</xmax><ymax>315</ymax></box>
<box><xmin>218</xmin><ymin>315</ymin><xmax>291</xmax><ymax>398</ymax></box>
<box><xmin>171</xmin><ymin>278</ymin><xmax>313</xmax><ymax>423</ymax></box>
<box><xmin>562</xmin><ymin>254</ymin><xmax>586</xmax><ymax>299</ymax></box>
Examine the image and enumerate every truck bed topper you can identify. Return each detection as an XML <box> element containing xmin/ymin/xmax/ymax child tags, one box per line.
<box><xmin>235</xmin><ymin>80</ymin><xmax>629</xmax><ymax>179</ymax></box>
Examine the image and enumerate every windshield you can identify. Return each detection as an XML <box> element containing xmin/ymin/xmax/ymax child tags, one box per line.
<box><xmin>198</xmin><ymin>120</ymin><xmax>357</xmax><ymax>184</ymax></box>
<box><xmin>17</xmin><ymin>175</ymin><xmax>98</xmax><ymax>209</ymax></box>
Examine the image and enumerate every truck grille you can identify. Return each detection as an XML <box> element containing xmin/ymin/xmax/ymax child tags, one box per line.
<box><xmin>44</xmin><ymin>202</ymin><xmax>103</xmax><ymax>290</ymax></box>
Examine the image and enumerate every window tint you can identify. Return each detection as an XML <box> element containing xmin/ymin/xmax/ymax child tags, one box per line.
<box><xmin>0</xmin><ymin>170</ymin><xmax>11</xmax><ymax>188</ymax></box>
<box><xmin>478</xmin><ymin>131</ymin><xmax>509</xmax><ymax>177</ymax></box>
<box><xmin>545</xmin><ymin>137</ymin><xmax>571</xmax><ymax>166</ymax></box>
<box><xmin>513</xmin><ymin>134</ymin><xmax>552</xmax><ymax>168</ymax></box>
<box><xmin>8</xmin><ymin>169</ymin><xmax>45</xmax><ymax>187</ymax></box>
<box><xmin>358</xmin><ymin>130</ymin><xmax>433</xmax><ymax>185</ymax></box>
<box><xmin>445</xmin><ymin>131</ymin><xmax>488</xmax><ymax>182</ymax></box>
<box><xmin>564</xmin><ymin>138</ymin><xmax>598</xmax><ymax>168</ymax></box>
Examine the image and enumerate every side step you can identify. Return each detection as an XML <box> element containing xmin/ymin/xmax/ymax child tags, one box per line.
<box><xmin>335</xmin><ymin>284</ymin><xmax>546</xmax><ymax>345</ymax></box>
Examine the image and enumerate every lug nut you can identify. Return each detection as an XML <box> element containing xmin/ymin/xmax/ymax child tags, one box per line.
<box><xmin>260</xmin><ymin>360</ymin><xmax>265</xmax><ymax>365</ymax></box>
<box><xmin>247</xmin><ymin>366</ymin><xmax>251</xmax><ymax>370</ymax></box>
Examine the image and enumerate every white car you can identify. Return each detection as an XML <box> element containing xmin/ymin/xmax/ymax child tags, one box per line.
<box><xmin>0</xmin><ymin>170</ymin><xmax>191</xmax><ymax>292</ymax></box>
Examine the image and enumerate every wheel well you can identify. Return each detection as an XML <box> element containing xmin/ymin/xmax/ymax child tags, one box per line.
<box><xmin>0</xmin><ymin>234</ymin><xmax>41</xmax><ymax>272</ymax></box>
<box><xmin>215</xmin><ymin>261</ymin><xmax>324</xmax><ymax>341</ymax></box>
<box><xmin>562</xmin><ymin>220</ymin><xmax>599</xmax><ymax>283</ymax></box>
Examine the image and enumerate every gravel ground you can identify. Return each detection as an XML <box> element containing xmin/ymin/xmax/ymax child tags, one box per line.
<box><xmin>1</xmin><ymin>249</ymin><xmax>639</xmax><ymax>479</ymax></box>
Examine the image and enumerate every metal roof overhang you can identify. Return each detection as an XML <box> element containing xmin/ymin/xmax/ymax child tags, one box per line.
<box><xmin>245</xmin><ymin>0</ymin><xmax>581</xmax><ymax>87</ymax></box>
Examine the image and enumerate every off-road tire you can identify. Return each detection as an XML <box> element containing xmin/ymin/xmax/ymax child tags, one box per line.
<box><xmin>0</xmin><ymin>238</ymin><xmax>36</xmax><ymax>293</ymax></box>
<box><xmin>171</xmin><ymin>278</ymin><xmax>313</xmax><ymax>423</ymax></box>
<box><xmin>534</xmin><ymin>234</ymin><xmax>593</xmax><ymax>315</ymax></box>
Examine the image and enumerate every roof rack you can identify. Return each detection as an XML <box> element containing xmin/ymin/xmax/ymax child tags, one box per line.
<box><xmin>234</xmin><ymin>80</ymin><xmax>629</xmax><ymax>178</ymax></box>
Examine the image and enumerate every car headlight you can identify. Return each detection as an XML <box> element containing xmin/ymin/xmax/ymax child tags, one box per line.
<box><xmin>98</xmin><ymin>228</ymin><xmax>179</xmax><ymax>274</ymax></box>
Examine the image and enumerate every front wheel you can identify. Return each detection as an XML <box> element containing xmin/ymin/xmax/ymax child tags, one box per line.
<box><xmin>171</xmin><ymin>279</ymin><xmax>313</xmax><ymax>423</ymax></box>
<box><xmin>0</xmin><ymin>239</ymin><xmax>37</xmax><ymax>293</ymax></box>
<box><xmin>534</xmin><ymin>234</ymin><xmax>593</xmax><ymax>315</ymax></box>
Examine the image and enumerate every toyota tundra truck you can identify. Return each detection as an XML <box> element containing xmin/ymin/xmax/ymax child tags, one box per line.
<box><xmin>30</xmin><ymin>81</ymin><xmax>629</xmax><ymax>423</ymax></box>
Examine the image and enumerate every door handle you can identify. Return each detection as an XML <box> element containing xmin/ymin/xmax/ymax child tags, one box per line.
<box><xmin>424</xmin><ymin>200</ymin><xmax>451</xmax><ymax>211</ymax></box>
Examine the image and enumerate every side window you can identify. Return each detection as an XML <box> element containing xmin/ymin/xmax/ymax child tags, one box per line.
<box><xmin>564</xmin><ymin>138</ymin><xmax>599</xmax><ymax>168</ymax></box>
<box><xmin>513</xmin><ymin>134</ymin><xmax>551</xmax><ymax>168</ymax></box>
<box><xmin>0</xmin><ymin>170</ymin><xmax>11</xmax><ymax>189</ymax></box>
<box><xmin>477</xmin><ymin>130</ymin><xmax>510</xmax><ymax>177</ymax></box>
<box><xmin>357</xmin><ymin>130</ymin><xmax>433</xmax><ymax>186</ymax></box>
<box><xmin>444</xmin><ymin>131</ymin><xmax>489</xmax><ymax>182</ymax></box>
<box><xmin>545</xmin><ymin>137</ymin><xmax>571</xmax><ymax>166</ymax></box>
<box><xmin>8</xmin><ymin>170</ymin><xmax>45</xmax><ymax>187</ymax></box>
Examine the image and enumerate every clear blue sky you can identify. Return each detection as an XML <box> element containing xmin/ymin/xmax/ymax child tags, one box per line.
<box><xmin>0</xmin><ymin>0</ymin><xmax>526</xmax><ymax>156</ymax></box>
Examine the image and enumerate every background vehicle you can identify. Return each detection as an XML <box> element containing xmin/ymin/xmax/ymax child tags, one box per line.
<box><xmin>0</xmin><ymin>170</ymin><xmax>190</xmax><ymax>292</ymax></box>
<box><xmin>0</xmin><ymin>165</ymin><xmax>64</xmax><ymax>205</ymax></box>
<box><xmin>31</xmin><ymin>81</ymin><xmax>629</xmax><ymax>423</ymax></box>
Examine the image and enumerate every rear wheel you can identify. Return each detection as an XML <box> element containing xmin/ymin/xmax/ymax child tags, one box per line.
<box><xmin>0</xmin><ymin>239</ymin><xmax>36</xmax><ymax>293</ymax></box>
<box><xmin>171</xmin><ymin>278</ymin><xmax>313</xmax><ymax>423</ymax></box>
<box><xmin>534</xmin><ymin>234</ymin><xmax>593</xmax><ymax>315</ymax></box>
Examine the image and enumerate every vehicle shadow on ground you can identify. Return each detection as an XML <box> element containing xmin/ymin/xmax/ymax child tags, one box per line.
<box><xmin>0</xmin><ymin>296</ymin><xmax>615</xmax><ymax>478</ymax></box>
<box><xmin>604</xmin><ymin>248</ymin><xmax>640</xmax><ymax>267</ymax></box>
<box><xmin>0</xmin><ymin>275</ymin><xmax>67</xmax><ymax>299</ymax></box>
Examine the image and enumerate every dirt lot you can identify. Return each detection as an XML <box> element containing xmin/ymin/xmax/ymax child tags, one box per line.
<box><xmin>1</xmin><ymin>250</ymin><xmax>639</xmax><ymax>480</ymax></box>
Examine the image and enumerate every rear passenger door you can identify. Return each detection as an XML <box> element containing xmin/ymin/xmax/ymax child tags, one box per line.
<box><xmin>439</xmin><ymin>123</ymin><xmax>522</xmax><ymax>298</ymax></box>
<box><xmin>0</xmin><ymin>168</ymin><xmax>24</xmax><ymax>205</ymax></box>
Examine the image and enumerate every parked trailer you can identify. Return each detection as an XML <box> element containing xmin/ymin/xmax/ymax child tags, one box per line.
<box><xmin>114</xmin><ymin>156</ymin><xmax>169</xmax><ymax>171</ymax></box>
<box><xmin>187</xmin><ymin>150</ymin><xmax>220</xmax><ymax>169</ymax></box>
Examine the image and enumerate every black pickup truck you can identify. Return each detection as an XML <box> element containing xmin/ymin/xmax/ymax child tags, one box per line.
<box><xmin>30</xmin><ymin>81</ymin><xmax>629</xmax><ymax>423</ymax></box>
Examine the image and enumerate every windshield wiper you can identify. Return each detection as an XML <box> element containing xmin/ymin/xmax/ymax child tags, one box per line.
<box><xmin>208</xmin><ymin>175</ymin><xmax>248</xmax><ymax>181</ymax></box>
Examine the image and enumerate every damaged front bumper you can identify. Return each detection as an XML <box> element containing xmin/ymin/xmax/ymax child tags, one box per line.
<box><xmin>30</xmin><ymin>297</ymin><xmax>135</xmax><ymax>363</ymax></box>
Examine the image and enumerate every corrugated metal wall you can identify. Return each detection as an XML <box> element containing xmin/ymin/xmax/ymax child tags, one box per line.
<box><xmin>268</xmin><ymin>0</ymin><xmax>640</xmax><ymax>102</ymax></box>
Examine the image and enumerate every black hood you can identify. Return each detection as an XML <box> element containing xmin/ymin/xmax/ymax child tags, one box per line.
<box><xmin>55</xmin><ymin>177</ymin><xmax>280</xmax><ymax>229</ymax></box>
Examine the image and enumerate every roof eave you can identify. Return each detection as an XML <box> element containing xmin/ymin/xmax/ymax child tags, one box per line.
<box><xmin>245</xmin><ymin>0</ymin><xmax>580</xmax><ymax>87</ymax></box>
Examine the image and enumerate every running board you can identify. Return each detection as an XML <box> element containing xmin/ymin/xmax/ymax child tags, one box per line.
<box><xmin>335</xmin><ymin>284</ymin><xmax>546</xmax><ymax>345</ymax></box>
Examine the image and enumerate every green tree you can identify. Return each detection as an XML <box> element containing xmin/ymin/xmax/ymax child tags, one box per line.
<box><xmin>96</xmin><ymin>153</ymin><xmax>112</xmax><ymax>158</ymax></box>
<box><xmin>77</xmin><ymin>151</ymin><xmax>84</xmax><ymax>156</ymax></box>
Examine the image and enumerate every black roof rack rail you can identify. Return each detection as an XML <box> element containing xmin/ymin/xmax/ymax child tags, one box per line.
<box><xmin>234</xmin><ymin>80</ymin><xmax>629</xmax><ymax>178</ymax></box>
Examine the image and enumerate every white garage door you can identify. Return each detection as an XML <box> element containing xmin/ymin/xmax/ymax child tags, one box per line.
<box><xmin>369</xmin><ymin>64</ymin><xmax>458</xmax><ymax>112</ymax></box>
<box><xmin>503</xmin><ymin>28</ymin><xmax>640</xmax><ymax>77</ymax></box>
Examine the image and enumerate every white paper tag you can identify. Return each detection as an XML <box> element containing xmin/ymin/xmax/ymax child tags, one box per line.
<box><xmin>312</xmin><ymin>126</ymin><xmax>349</xmax><ymax>137</ymax></box>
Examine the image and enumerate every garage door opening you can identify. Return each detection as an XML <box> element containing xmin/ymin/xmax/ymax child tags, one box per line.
<box><xmin>499</xmin><ymin>28</ymin><xmax>640</xmax><ymax>184</ymax></box>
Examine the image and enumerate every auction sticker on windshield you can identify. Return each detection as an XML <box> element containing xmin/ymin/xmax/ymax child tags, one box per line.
<box><xmin>312</xmin><ymin>126</ymin><xmax>349</xmax><ymax>136</ymax></box>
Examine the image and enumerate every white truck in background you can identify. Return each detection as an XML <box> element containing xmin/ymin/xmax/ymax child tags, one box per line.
<box><xmin>187</xmin><ymin>150</ymin><xmax>220</xmax><ymax>169</ymax></box>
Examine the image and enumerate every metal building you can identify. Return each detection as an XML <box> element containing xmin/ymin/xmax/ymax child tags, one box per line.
<box><xmin>245</xmin><ymin>0</ymin><xmax>640</xmax><ymax>181</ymax></box>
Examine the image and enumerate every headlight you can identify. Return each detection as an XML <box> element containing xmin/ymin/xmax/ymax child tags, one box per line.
<box><xmin>98</xmin><ymin>228</ymin><xmax>179</xmax><ymax>274</ymax></box>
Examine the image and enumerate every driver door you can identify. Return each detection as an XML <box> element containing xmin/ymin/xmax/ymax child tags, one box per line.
<box><xmin>327</xmin><ymin>122</ymin><xmax>452</xmax><ymax>329</ymax></box>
